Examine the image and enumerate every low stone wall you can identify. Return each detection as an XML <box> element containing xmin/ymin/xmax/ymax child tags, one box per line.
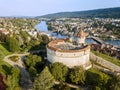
<box><xmin>90</xmin><ymin>53</ymin><xmax>120</xmax><ymax>73</ymax></box>
<box><xmin>93</xmin><ymin>64</ymin><xmax>119</xmax><ymax>76</ymax></box>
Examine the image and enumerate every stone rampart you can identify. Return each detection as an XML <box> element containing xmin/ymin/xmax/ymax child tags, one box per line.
<box><xmin>90</xmin><ymin>53</ymin><xmax>120</xmax><ymax>72</ymax></box>
<box><xmin>47</xmin><ymin>47</ymin><xmax>91</xmax><ymax>68</ymax></box>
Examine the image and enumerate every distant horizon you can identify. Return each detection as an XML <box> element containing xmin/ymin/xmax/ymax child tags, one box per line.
<box><xmin>0</xmin><ymin>0</ymin><xmax>120</xmax><ymax>16</ymax></box>
<box><xmin>0</xmin><ymin>7</ymin><xmax>120</xmax><ymax>17</ymax></box>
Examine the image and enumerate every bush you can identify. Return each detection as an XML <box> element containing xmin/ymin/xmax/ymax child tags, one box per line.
<box><xmin>85</xmin><ymin>68</ymin><xmax>111</xmax><ymax>89</ymax></box>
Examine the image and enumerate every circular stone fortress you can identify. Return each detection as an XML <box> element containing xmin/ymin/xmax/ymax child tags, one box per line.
<box><xmin>47</xmin><ymin>30</ymin><xmax>92</xmax><ymax>69</ymax></box>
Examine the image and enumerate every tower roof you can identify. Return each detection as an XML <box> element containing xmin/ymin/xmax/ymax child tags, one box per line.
<box><xmin>76</xmin><ymin>30</ymin><xmax>87</xmax><ymax>37</ymax></box>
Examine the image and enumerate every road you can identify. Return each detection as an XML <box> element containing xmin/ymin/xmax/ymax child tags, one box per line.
<box><xmin>3</xmin><ymin>53</ymin><xmax>33</xmax><ymax>90</ymax></box>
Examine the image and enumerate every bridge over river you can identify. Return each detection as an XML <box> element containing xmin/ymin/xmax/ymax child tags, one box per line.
<box><xmin>90</xmin><ymin>36</ymin><xmax>120</xmax><ymax>49</ymax></box>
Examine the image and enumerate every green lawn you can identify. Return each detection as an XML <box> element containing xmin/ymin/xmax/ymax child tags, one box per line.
<box><xmin>91</xmin><ymin>50</ymin><xmax>120</xmax><ymax>66</ymax></box>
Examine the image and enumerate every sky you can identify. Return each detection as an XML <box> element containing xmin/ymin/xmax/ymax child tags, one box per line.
<box><xmin>0</xmin><ymin>0</ymin><xmax>120</xmax><ymax>16</ymax></box>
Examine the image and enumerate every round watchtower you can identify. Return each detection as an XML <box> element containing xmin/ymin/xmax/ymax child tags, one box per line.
<box><xmin>46</xmin><ymin>39</ymin><xmax>91</xmax><ymax>69</ymax></box>
<box><xmin>76</xmin><ymin>30</ymin><xmax>87</xmax><ymax>44</ymax></box>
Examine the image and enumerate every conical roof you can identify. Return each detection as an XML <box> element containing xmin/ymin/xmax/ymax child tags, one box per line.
<box><xmin>76</xmin><ymin>30</ymin><xmax>86</xmax><ymax>37</ymax></box>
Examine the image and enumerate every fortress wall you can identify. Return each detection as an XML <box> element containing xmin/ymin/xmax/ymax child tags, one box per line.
<box><xmin>90</xmin><ymin>53</ymin><xmax>120</xmax><ymax>72</ymax></box>
<box><xmin>47</xmin><ymin>48</ymin><xmax>90</xmax><ymax>57</ymax></box>
<box><xmin>47</xmin><ymin>47</ymin><xmax>90</xmax><ymax>68</ymax></box>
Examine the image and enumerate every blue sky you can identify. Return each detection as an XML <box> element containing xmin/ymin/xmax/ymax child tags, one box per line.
<box><xmin>0</xmin><ymin>0</ymin><xmax>120</xmax><ymax>16</ymax></box>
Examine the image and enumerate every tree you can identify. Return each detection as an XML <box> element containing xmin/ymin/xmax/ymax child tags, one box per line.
<box><xmin>33</xmin><ymin>67</ymin><xmax>54</xmax><ymax>90</ymax></box>
<box><xmin>49</xmin><ymin>62</ymin><xmax>68</xmax><ymax>82</ymax></box>
<box><xmin>25</xmin><ymin>54</ymin><xmax>42</xmax><ymax>68</ymax></box>
<box><xmin>48</xmin><ymin>23</ymin><xmax>53</xmax><ymax>31</ymax></box>
<box><xmin>41</xmin><ymin>35</ymin><xmax>50</xmax><ymax>44</ymax></box>
<box><xmin>85</xmin><ymin>68</ymin><xmax>111</xmax><ymax>89</ymax></box>
<box><xmin>7</xmin><ymin>67</ymin><xmax>21</xmax><ymax>90</ymax></box>
<box><xmin>52</xmin><ymin>83</ymin><xmax>70</xmax><ymax>90</ymax></box>
<box><xmin>37</xmin><ymin>34</ymin><xmax>42</xmax><ymax>42</ymax></box>
<box><xmin>110</xmin><ymin>75</ymin><xmax>120</xmax><ymax>90</ymax></box>
<box><xmin>6</xmin><ymin>36</ymin><xmax>20</xmax><ymax>52</ymax></box>
<box><xmin>91</xmin><ymin>86</ymin><xmax>101</xmax><ymax>90</ymax></box>
<box><xmin>69</xmin><ymin>66</ymin><xmax>86</xmax><ymax>85</ymax></box>
<box><xmin>28</xmin><ymin>66</ymin><xmax>37</xmax><ymax>77</ymax></box>
<box><xmin>27</xmin><ymin>37</ymin><xmax>40</xmax><ymax>49</ymax></box>
<box><xmin>20</xmin><ymin>31</ymin><xmax>29</xmax><ymax>45</ymax></box>
<box><xmin>24</xmin><ymin>54</ymin><xmax>43</xmax><ymax>76</ymax></box>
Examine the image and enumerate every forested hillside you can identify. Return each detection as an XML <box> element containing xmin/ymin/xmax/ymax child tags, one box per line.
<box><xmin>37</xmin><ymin>7</ymin><xmax>120</xmax><ymax>18</ymax></box>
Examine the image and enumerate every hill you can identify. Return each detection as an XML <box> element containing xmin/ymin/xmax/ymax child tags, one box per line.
<box><xmin>37</xmin><ymin>7</ymin><xmax>120</xmax><ymax>18</ymax></box>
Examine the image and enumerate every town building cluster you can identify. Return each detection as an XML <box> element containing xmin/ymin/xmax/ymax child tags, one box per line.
<box><xmin>47</xmin><ymin>18</ymin><xmax>120</xmax><ymax>39</ymax></box>
<box><xmin>0</xmin><ymin>18</ymin><xmax>39</xmax><ymax>37</ymax></box>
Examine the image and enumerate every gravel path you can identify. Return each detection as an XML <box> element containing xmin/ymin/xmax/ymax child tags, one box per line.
<box><xmin>3</xmin><ymin>53</ymin><xmax>33</xmax><ymax>90</ymax></box>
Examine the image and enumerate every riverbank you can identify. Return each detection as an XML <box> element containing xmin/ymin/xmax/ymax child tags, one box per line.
<box><xmin>35</xmin><ymin>21</ymin><xmax>120</xmax><ymax>47</ymax></box>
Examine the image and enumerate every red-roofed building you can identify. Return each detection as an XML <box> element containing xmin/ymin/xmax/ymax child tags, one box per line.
<box><xmin>0</xmin><ymin>28</ymin><xmax>9</xmax><ymax>35</ymax></box>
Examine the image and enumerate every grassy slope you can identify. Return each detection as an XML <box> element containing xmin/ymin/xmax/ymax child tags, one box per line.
<box><xmin>92</xmin><ymin>50</ymin><xmax>120</xmax><ymax>66</ymax></box>
<box><xmin>0</xmin><ymin>44</ymin><xmax>9</xmax><ymax>59</ymax></box>
<box><xmin>0</xmin><ymin>44</ymin><xmax>21</xmax><ymax>89</ymax></box>
<box><xmin>0</xmin><ymin>44</ymin><xmax>11</xmax><ymax>75</ymax></box>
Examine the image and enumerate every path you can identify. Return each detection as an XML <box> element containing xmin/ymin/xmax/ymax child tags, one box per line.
<box><xmin>55</xmin><ymin>81</ymin><xmax>88</xmax><ymax>90</ymax></box>
<box><xmin>3</xmin><ymin>53</ymin><xmax>33</xmax><ymax>90</ymax></box>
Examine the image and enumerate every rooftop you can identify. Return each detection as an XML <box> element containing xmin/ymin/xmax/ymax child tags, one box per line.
<box><xmin>76</xmin><ymin>29</ymin><xmax>87</xmax><ymax>37</ymax></box>
<box><xmin>47</xmin><ymin>39</ymin><xmax>90</xmax><ymax>53</ymax></box>
<box><xmin>54</xmin><ymin>42</ymin><xmax>84</xmax><ymax>50</ymax></box>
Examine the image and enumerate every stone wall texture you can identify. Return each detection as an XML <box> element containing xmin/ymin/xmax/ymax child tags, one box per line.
<box><xmin>47</xmin><ymin>47</ymin><xmax>91</xmax><ymax>68</ymax></box>
<box><xmin>90</xmin><ymin>53</ymin><xmax>120</xmax><ymax>72</ymax></box>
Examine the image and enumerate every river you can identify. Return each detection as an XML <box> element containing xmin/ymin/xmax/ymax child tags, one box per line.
<box><xmin>35</xmin><ymin>21</ymin><xmax>120</xmax><ymax>46</ymax></box>
<box><xmin>35</xmin><ymin>21</ymin><xmax>68</xmax><ymax>38</ymax></box>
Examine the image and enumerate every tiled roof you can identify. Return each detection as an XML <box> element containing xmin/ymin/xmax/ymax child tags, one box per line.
<box><xmin>76</xmin><ymin>29</ymin><xmax>87</xmax><ymax>37</ymax></box>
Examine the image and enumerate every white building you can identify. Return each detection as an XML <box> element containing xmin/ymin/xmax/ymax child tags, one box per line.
<box><xmin>28</xmin><ymin>30</ymin><xmax>37</xmax><ymax>37</ymax></box>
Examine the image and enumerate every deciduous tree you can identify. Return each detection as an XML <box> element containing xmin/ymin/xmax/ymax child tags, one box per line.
<box><xmin>49</xmin><ymin>62</ymin><xmax>68</xmax><ymax>82</ymax></box>
<box><xmin>110</xmin><ymin>75</ymin><xmax>120</xmax><ymax>90</ymax></box>
<box><xmin>69</xmin><ymin>66</ymin><xmax>86</xmax><ymax>85</ymax></box>
<box><xmin>6</xmin><ymin>36</ymin><xmax>20</xmax><ymax>52</ymax></box>
<box><xmin>33</xmin><ymin>67</ymin><xmax>54</xmax><ymax>90</ymax></box>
